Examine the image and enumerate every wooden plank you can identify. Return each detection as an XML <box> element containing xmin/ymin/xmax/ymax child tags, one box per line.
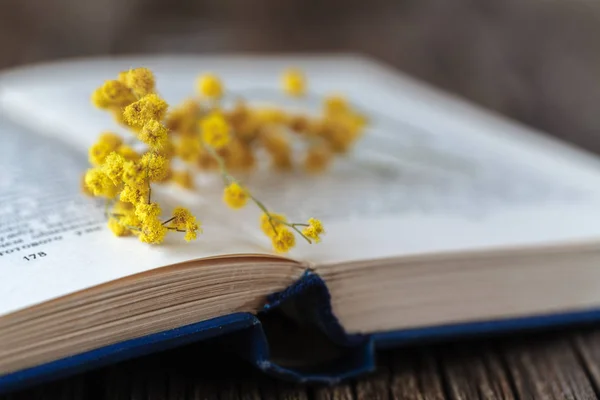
<box><xmin>6</xmin><ymin>329</ymin><xmax>600</xmax><ymax>399</ymax></box>
<box><xmin>355</xmin><ymin>353</ymin><xmax>390</xmax><ymax>400</ymax></box>
<box><xmin>238</xmin><ymin>381</ymin><xmax>262</xmax><ymax>400</ymax></box>
<box><xmin>218</xmin><ymin>384</ymin><xmax>241</xmax><ymax>400</ymax></box>
<box><xmin>59</xmin><ymin>375</ymin><xmax>86</xmax><ymax>400</ymax></box>
<box><xmin>355</xmin><ymin>371</ymin><xmax>390</xmax><ymax>400</ymax></box>
<box><xmin>389</xmin><ymin>347</ymin><xmax>446</xmax><ymax>400</ymax></box>
<box><xmin>190</xmin><ymin>380</ymin><xmax>219</xmax><ymax>400</ymax></box>
<box><xmin>313</xmin><ymin>383</ymin><xmax>354</xmax><ymax>400</ymax></box>
<box><xmin>146</xmin><ymin>361</ymin><xmax>168</xmax><ymax>400</ymax></box>
<box><xmin>103</xmin><ymin>365</ymin><xmax>130</xmax><ymax>400</ymax></box>
<box><xmin>501</xmin><ymin>335</ymin><xmax>597</xmax><ymax>400</ymax></box>
<box><xmin>260</xmin><ymin>381</ymin><xmax>309</xmax><ymax>400</ymax></box>
<box><xmin>573</xmin><ymin>328</ymin><xmax>600</xmax><ymax>394</ymax></box>
<box><xmin>439</xmin><ymin>343</ymin><xmax>515</xmax><ymax>400</ymax></box>
<box><xmin>167</xmin><ymin>368</ymin><xmax>188</xmax><ymax>400</ymax></box>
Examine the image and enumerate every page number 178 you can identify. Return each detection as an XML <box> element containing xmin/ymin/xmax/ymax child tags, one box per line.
<box><xmin>23</xmin><ymin>252</ymin><xmax>47</xmax><ymax>261</ymax></box>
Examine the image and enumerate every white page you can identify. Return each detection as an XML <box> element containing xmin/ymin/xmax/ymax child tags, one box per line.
<box><xmin>2</xmin><ymin>55</ymin><xmax>600</xmax><ymax>316</ymax></box>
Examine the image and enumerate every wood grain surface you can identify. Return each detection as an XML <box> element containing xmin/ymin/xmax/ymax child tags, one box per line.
<box><xmin>4</xmin><ymin>325</ymin><xmax>600</xmax><ymax>399</ymax></box>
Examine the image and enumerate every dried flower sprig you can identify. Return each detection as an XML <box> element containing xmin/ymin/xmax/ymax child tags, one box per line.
<box><xmin>83</xmin><ymin>67</ymin><xmax>367</xmax><ymax>252</ymax></box>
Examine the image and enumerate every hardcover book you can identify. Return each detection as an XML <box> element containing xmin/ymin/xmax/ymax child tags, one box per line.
<box><xmin>2</xmin><ymin>55</ymin><xmax>600</xmax><ymax>393</ymax></box>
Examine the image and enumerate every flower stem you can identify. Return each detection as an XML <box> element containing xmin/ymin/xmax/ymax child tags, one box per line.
<box><xmin>203</xmin><ymin>141</ymin><xmax>310</xmax><ymax>243</ymax></box>
<box><xmin>204</xmin><ymin>142</ymin><xmax>278</xmax><ymax>231</ymax></box>
<box><xmin>162</xmin><ymin>216</ymin><xmax>176</xmax><ymax>226</ymax></box>
<box><xmin>279</xmin><ymin>220</ymin><xmax>312</xmax><ymax>243</ymax></box>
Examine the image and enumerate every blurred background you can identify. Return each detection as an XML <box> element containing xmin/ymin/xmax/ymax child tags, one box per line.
<box><xmin>2</xmin><ymin>0</ymin><xmax>600</xmax><ymax>152</ymax></box>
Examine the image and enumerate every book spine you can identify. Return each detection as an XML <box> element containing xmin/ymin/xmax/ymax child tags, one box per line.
<box><xmin>248</xmin><ymin>270</ymin><xmax>376</xmax><ymax>383</ymax></box>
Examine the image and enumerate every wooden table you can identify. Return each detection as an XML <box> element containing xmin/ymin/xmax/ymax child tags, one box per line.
<box><xmin>4</xmin><ymin>324</ymin><xmax>600</xmax><ymax>399</ymax></box>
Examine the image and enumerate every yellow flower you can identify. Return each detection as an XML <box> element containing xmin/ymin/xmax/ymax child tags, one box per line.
<box><xmin>323</xmin><ymin>95</ymin><xmax>349</xmax><ymax>116</ymax></box>
<box><xmin>234</xmin><ymin>115</ymin><xmax>260</xmax><ymax>141</ymax></box>
<box><xmin>225</xmin><ymin>140</ymin><xmax>255</xmax><ymax>171</ymax></box>
<box><xmin>304</xmin><ymin>146</ymin><xmax>332</xmax><ymax>173</ymax></box>
<box><xmin>288</xmin><ymin>114</ymin><xmax>311</xmax><ymax>133</ymax></box>
<box><xmin>88</xmin><ymin>141</ymin><xmax>113</xmax><ymax>166</ymax></box>
<box><xmin>120</xmin><ymin>184</ymin><xmax>149</xmax><ymax>205</ymax></box>
<box><xmin>281</xmin><ymin>68</ymin><xmax>306</xmax><ymax>97</ymax></box>
<box><xmin>318</xmin><ymin>117</ymin><xmax>360</xmax><ymax>154</ymax></box>
<box><xmin>122</xmin><ymin>67</ymin><xmax>155</xmax><ymax>97</ymax></box>
<box><xmin>111</xmin><ymin>201</ymin><xmax>140</xmax><ymax>232</ymax></box>
<box><xmin>139</xmin><ymin>216</ymin><xmax>167</xmax><ymax>244</ymax></box>
<box><xmin>226</xmin><ymin>101</ymin><xmax>249</xmax><ymax>125</ymax></box>
<box><xmin>261</xmin><ymin>129</ymin><xmax>289</xmax><ymax>154</ymax></box>
<box><xmin>271</xmin><ymin>228</ymin><xmax>296</xmax><ymax>253</ymax></box>
<box><xmin>91</xmin><ymin>80</ymin><xmax>135</xmax><ymax>109</ymax></box>
<box><xmin>260</xmin><ymin>213</ymin><xmax>287</xmax><ymax>238</ymax></box>
<box><xmin>81</xmin><ymin>173</ymin><xmax>93</xmax><ymax>196</ymax></box>
<box><xmin>272</xmin><ymin>153</ymin><xmax>292</xmax><ymax>171</ymax></box>
<box><xmin>91</xmin><ymin>89</ymin><xmax>107</xmax><ymax>109</ymax></box>
<box><xmin>110</xmin><ymin>107</ymin><xmax>128</xmax><ymax>126</ymax></box>
<box><xmin>119</xmin><ymin>210</ymin><xmax>142</xmax><ymax>231</ymax></box>
<box><xmin>200</xmin><ymin>113</ymin><xmax>230</xmax><ymax>149</ymax></box>
<box><xmin>260</xmin><ymin>130</ymin><xmax>292</xmax><ymax>170</ymax></box>
<box><xmin>158</xmin><ymin>139</ymin><xmax>176</xmax><ymax>159</ymax></box>
<box><xmin>171</xmin><ymin>207</ymin><xmax>195</xmax><ymax>229</ymax></box>
<box><xmin>223</xmin><ymin>182</ymin><xmax>248</xmax><ymax>209</ymax></box>
<box><xmin>117</xmin><ymin>145</ymin><xmax>140</xmax><ymax>161</ymax></box>
<box><xmin>108</xmin><ymin>217</ymin><xmax>130</xmax><ymax>237</ymax></box>
<box><xmin>197</xmin><ymin>73</ymin><xmax>223</xmax><ymax>99</ymax></box>
<box><xmin>169</xmin><ymin>207</ymin><xmax>201</xmax><ymax>241</ymax></box>
<box><xmin>98</xmin><ymin>132</ymin><xmax>123</xmax><ymax>149</ymax></box>
<box><xmin>84</xmin><ymin>168</ymin><xmax>118</xmax><ymax>198</ymax></box>
<box><xmin>302</xmin><ymin>218</ymin><xmax>324</xmax><ymax>243</ymax></box>
<box><xmin>350</xmin><ymin>112</ymin><xmax>368</xmax><ymax>130</ymax></box>
<box><xmin>112</xmin><ymin>200</ymin><xmax>134</xmax><ymax>214</ymax></box>
<box><xmin>102</xmin><ymin>152</ymin><xmax>126</xmax><ymax>184</ymax></box>
<box><xmin>117</xmin><ymin>70</ymin><xmax>128</xmax><ymax>84</ymax></box>
<box><xmin>140</xmin><ymin>153</ymin><xmax>170</xmax><ymax>182</ymax></box>
<box><xmin>197</xmin><ymin>149</ymin><xmax>218</xmax><ymax>170</ymax></box>
<box><xmin>254</xmin><ymin>108</ymin><xmax>289</xmax><ymax>124</ymax></box>
<box><xmin>135</xmin><ymin>202</ymin><xmax>161</xmax><ymax>222</ymax></box>
<box><xmin>139</xmin><ymin>119</ymin><xmax>168</xmax><ymax>149</ymax></box>
<box><xmin>123</xmin><ymin>94</ymin><xmax>169</xmax><ymax>129</ymax></box>
<box><xmin>175</xmin><ymin>135</ymin><xmax>202</xmax><ymax>162</ymax></box>
<box><xmin>165</xmin><ymin>99</ymin><xmax>201</xmax><ymax>133</ymax></box>
<box><xmin>184</xmin><ymin>220</ymin><xmax>200</xmax><ymax>242</ymax></box>
<box><xmin>121</xmin><ymin>160</ymin><xmax>146</xmax><ymax>187</ymax></box>
<box><xmin>172</xmin><ymin>170</ymin><xmax>195</xmax><ymax>189</ymax></box>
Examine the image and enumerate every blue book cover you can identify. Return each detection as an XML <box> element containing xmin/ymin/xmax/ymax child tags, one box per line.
<box><xmin>3</xmin><ymin>270</ymin><xmax>600</xmax><ymax>394</ymax></box>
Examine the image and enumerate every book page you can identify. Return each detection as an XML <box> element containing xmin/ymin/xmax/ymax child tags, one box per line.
<box><xmin>0</xmin><ymin>120</ymin><xmax>283</xmax><ymax>317</ymax></box>
<box><xmin>252</xmin><ymin>129</ymin><xmax>600</xmax><ymax>264</ymax></box>
<box><xmin>3</xmin><ymin>56</ymin><xmax>600</xmax><ymax>313</ymax></box>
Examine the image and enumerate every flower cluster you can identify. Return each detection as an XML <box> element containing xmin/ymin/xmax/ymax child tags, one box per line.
<box><xmin>166</xmin><ymin>69</ymin><xmax>367</xmax><ymax>174</ymax></box>
<box><xmin>83</xmin><ymin>67</ymin><xmax>364</xmax><ymax>252</ymax></box>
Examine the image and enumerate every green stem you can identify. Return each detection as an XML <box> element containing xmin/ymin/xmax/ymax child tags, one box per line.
<box><xmin>279</xmin><ymin>220</ymin><xmax>312</xmax><ymax>244</ymax></box>
<box><xmin>204</xmin><ymin>142</ymin><xmax>279</xmax><ymax>231</ymax></box>
<box><xmin>204</xmin><ymin>144</ymin><xmax>230</xmax><ymax>186</ymax></box>
<box><xmin>249</xmin><ymin>194</ymin><xmax>279</xmax><ymax>235</ymax></box>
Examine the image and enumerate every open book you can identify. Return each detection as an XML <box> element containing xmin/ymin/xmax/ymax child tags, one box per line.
<box><xmin>3</xmin><ymin>55</ymin><xmax>600</xmax><ymax>392</ymax></box>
